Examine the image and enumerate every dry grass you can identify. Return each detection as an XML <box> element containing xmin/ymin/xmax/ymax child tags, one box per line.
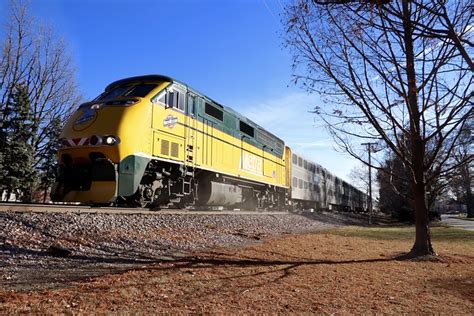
<box><xmin>1</xmin><ymin>226</ymin><xmax>473</xmax><ymax>314</ymax></box>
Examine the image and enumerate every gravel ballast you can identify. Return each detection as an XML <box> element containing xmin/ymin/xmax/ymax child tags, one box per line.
<box><xmin>0</xmin><ymin>211</ymin><xmax>333</xmax><ymax>291</ymax></box>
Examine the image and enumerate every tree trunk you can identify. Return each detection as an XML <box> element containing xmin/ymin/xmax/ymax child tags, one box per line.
<box><xmin>43</xmin><ymin>186</ymin><xmax>48</xmax><ymax>203</ymax></box>
<box><xmin>411</xmin><ymin>178</ymin><xmax>435</xmax><ymax>255</ymax></box>
<box><xmin>466</xmin><ymin>180</ymin><xmax>473</xmax><ymax>218</ymax></box>
<box><xmin>402</xmin><ymin>0</ymin><xmax>436</xmax><ymax>256</ymax></box>
<box><xmin>463</xmin><ymin>164</ymin><xmax>473</xmax><ymax>218</ymax></box>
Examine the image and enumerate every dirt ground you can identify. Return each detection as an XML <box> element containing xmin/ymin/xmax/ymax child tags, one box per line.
<box><xmin>1</xmin><ymin>226</ymin><xmax>473</xmax><ymax>314</ymax></box>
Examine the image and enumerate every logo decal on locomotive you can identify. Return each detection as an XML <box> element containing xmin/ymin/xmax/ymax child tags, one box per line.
<box><xmin>73</xmin><ymin>107</ymin><xmax>97</xmax><ymax>131</ymax></box>
<box><xmin>163</xmin><ymin>115</ymin><xmax>178</xmax><ymax>129</ymax></box>
<box><xmin>241</xmin><ymin>152</ymin><xmax>263</xmax><ymax>175</ymax></box>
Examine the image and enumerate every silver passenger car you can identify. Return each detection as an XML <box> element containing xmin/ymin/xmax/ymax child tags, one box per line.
<box><xmin>290</xmin><ymin>152</ymin><xmax>325</xmax><ymax>209</ymax></box>
<box><xmin>290</xmin><ymin>152</ymin><xmax>367</xmax><ymax>212</ymax></box>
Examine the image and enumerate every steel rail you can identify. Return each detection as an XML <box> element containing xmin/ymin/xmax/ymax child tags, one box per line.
<box><xmin>0</xmin><ymin>202</ymin><xmax>288</xmax><ymax>215</ymax></box>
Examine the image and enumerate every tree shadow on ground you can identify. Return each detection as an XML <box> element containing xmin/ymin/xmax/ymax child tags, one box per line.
<box><xmin>429</xmin><ymin>276</ymin><xmax>474</xmax><ymax>303</ymax></box>
<box><xmin>0</xmin><ymin>240</ymin><xmax>456</xmax><ymax>293</ymax></box>
<box><xmin>89</xmin><ymin>249</ymin><xmax>429</xmax><ymax>295</ymax></box>
<box><xmin>295</xmin><ymin>210</ymin><xmax>397</xmax><ymax>227</ymax></box>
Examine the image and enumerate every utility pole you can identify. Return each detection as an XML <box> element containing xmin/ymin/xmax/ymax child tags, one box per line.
<box><xmin>361</xmin><ymin>142</ymin><xmax>377</xmax><ymax>225</ymax></box>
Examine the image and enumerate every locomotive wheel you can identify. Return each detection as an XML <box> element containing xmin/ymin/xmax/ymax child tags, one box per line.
<box><xmin>125</xmin><ymin>188</ymin><xmax>150</xmax><ymax>208</ymax></box>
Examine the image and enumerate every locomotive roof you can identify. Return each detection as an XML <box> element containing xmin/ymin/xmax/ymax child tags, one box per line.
<box><xmin>105</xmin><ymin>75</ymin><xmax>174</xmax><ymax>91</ymax></box>
<box><xmin>105</xmin><ymin>74</ymin><xmax>285</xmax><ymax>145</ymax></box>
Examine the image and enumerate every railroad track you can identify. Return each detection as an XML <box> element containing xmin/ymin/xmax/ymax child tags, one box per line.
<box><xmin>0</xmin><ymin>202</ymin><xmax>288</xmax><ymax>215</ymax></box>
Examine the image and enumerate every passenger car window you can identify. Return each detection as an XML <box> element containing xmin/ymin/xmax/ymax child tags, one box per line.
<box><xmin>298</xmin><ymin>157</ymin><xmax>303</xmax><ymax>167</ymax></box>
<box><xmin>293</xmin><ymin>177</ymin><xmax>297</xmax><ymax>187</ymax></box>
<box><xmin>298</xmin><ymin>179</ymin><xmax>303</xmax><ymax>189</ymax></box>
<box><xmin>292</xmin><ymin>154</ymin><xmax>297</xmax><ymax>165</ymax></box>
<box><xmin>313</xmin><ymin>184</ymin><xmax>320</xmax><ymax>193</ymax></box>
<box><xmin>304</xmin><ymin>160</ymin><xmax>308</xmax><ymax>170</ymax></box>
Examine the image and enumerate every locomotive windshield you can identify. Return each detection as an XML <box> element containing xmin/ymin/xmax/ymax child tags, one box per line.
<box><xmin>94</xmin><ymin>83</ymin><xmax>158</xmax><ymax>101</ymax></box>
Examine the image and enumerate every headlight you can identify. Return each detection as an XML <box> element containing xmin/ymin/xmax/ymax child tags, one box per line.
<box><xmin>103</xmin><ymin>135</ymin><xmax>120</xmax><ymax>146</ymax></box>
<box><xmin>89</xmin><ymin>135</ymin><xmax>102</xmax><ymax>146</ymax></box>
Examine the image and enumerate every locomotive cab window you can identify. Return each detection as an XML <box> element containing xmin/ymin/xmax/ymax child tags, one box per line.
<box><xmin>125</xmin><ymin>84</ymin><xmax>158</xmax><ymax>98</ymax></box>
<box><xmin>95</xmin><ymin>85</ymin><xmax>130</xmax><ymax>100</ymax></box>
<box><xmin>239</xmin><ymin>121</ymin><xmax>254</xmax><ymax>137</ymax></box>
<box><xmin>205</xmin><ymin>102</ymin><xmax>223</xmax><ymax>121</ymax></box>
<box><xmin>187</xmin><ymin>94</ymin><xmax>196</xmax><ymax>116</ymax></box>
<box><xmin>156</xmin><ymin>87</ymin><xmax>185</xmax><ymax>111</ymax></box>
<box><xmin>96</xmin><ymin>83</ymin><xmax>158</xmax><ymax>101</ymax></box>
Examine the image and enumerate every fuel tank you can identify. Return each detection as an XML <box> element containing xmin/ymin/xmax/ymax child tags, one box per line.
<box><xmin>198</xmin><ymin>181</ymin><xmax>243</xmax><ymax>206</ymax></box>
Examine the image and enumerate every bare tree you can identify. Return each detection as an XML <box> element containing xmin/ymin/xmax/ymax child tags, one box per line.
<box><xmin>284</xmin><ymin>0</ymin><xmax>473</xmax><ymax>256</ymax></box>
<box><xmin>448</xmin><ymin>121</ymin><xmax>473</xmax><ymax>217</ymax></box>
<box><xmin>348</xmin><ymin>164</ymin><xmax>369</xmax><ymax>194</ymax></box>
<box><xmin>0</xmin><ymin>0</ymin><xmax>81</xmax><ymax>199</ymax></box>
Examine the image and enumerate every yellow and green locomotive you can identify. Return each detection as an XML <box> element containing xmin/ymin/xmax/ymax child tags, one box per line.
<box><xmin>53</xmin><ymin>75</ymin><xmax>290</xmax><ymax>208</ymax></box>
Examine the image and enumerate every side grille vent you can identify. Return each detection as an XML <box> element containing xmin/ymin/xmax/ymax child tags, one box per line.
<box><xmin>171</xmin><ymin>142</ymin><xmax>179</xmax><ymax>158</ymax></box>
<box><xmin>161</xmin><ymin>140</ymin><xmax>169</xmax><ymax>156</ymax></box>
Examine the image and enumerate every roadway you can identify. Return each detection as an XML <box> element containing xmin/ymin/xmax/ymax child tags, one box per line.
<box><xmin>441</xmin><ymin>214</ymin><xmax>474</xmax><ymax>231</ymax></box>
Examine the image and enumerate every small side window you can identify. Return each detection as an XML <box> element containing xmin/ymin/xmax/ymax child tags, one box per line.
<box><xmin>293</xmin><ymin>177</ymin><xmax>297</xmax><ymax>187</ymax></box>
<box><xmin>205</xmin><ymin>102</ymin><xmax>223</xmax><ymax>121</ymax></box>
<box><xmin>239</xmin><ymin>121</ymin><xmax>254</xmax><ymax>137</ymax></box>
<box><xmin>304</xmin><ymin>181</ymin><xmax>308</xmax><ymax>189</ymax></box>
<box><xmin>292</xmin><ymin>154</ymin><xmax>297</xmax><ymax>165</ymax></box>
<box><xmin>298</xmin><ymin>157</ymin><xmax>303</xmax><ymax>167</ymax></box>
<box><xmin>304</xmin><ymin>160</ymin><xmax>308</xmax><ymax>170</ymax></box>
<box><xmin>298</xmin><ymin>179</ymin><xmax>303</xmax><ymax>189</ymax></box>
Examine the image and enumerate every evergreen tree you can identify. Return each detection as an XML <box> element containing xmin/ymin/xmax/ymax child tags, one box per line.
<box><xmin>377</xmin><ymin>156</ymin><xmax>413</xmax><ymax>222</ymax></box>
<box><xmin>2</xmin><ymin>84</ymin><xmax>36</xmax><ymax>201</ymax></box>
<box><xmin>0</xmin><ymin>100</ymin><xmax>12</xmax><ymax>199</ymax></box>
<box><xmin>0</xmin><ymin>112</ymin><xmax>5</xmax><ymax>199</ymax></box>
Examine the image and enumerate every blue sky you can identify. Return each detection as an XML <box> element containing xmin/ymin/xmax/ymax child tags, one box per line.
<box><xmin>0</xmin><ymin>0</ymin><xmax>361</xmax><ymax>182</ymax></box>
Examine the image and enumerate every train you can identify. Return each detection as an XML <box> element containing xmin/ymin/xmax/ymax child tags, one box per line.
<box><xmin>52</xmin><ymin>74</ymin><xmax>368</xmax><ymax>211</ymax></box>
